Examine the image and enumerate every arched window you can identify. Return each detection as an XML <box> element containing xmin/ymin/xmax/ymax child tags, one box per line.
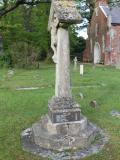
<box><xmin>94</xmin><ymin>42</ymin><xmax>101</xmax><ymax>64</ymax></box>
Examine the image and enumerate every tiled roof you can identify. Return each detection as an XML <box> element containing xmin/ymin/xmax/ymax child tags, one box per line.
<box><xmin>100</xmin><ymin>5</ymin><xmax>120</xmax><ymax>24</ymax></box>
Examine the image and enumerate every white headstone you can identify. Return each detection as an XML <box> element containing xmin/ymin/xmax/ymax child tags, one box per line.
<box><xmin>80</xmin><ymin>64</ymin><xmax>84</xmax><ymax>76</ymax></box>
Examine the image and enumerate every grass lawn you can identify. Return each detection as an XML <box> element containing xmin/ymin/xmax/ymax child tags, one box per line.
<box><xmin>0</xmin><ymin>63</ymin><xmax>120</xmax><ymax>160</ymax></box>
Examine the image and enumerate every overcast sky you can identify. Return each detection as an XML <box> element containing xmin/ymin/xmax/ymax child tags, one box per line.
<box><xmin>78</xmin><ymin>28</ymin><xmax>88</xmax><ymax>39</ymax></box>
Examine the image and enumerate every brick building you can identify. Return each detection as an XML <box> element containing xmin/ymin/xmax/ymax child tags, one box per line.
<box><xmin>83</xmin><ymin>0</ymin><xmax>120</xmax><ymax>65</ymax></box>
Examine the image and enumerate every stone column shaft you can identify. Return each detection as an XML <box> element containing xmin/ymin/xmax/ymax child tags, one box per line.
<box><xmin>55</xmin><ymin>27</ymin><xmax>71</xmax><ymax>97</ymax></box>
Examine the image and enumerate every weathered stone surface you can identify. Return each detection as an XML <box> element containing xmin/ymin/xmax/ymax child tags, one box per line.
<box><xmin>16</xmin><ymin>87</ymin><xmax>39</xmax><ymax>91</ymax></box>
<box><xmin>21</xmin><ymin>128</ymin><xmax>108</xmax><ymax>160</ymax></box>
<box><xmin>53</xmin><ymin>0</ymin><xmax>81</xmax><ymax>24</ymax></box>
<box><xmin>55</xmin><ymin>27</ymin><xmax>71</xmax><ymax>97</ymax></box>
<box><xmin>48</xmin><ymin>97</ymin><xmax>80</xmax><ymax>109</ymax></box>
<box><xmin>21</xmin><ymin>0</ymin><xmax>106</xmax><ymax>158</ymax></box>
<box><xmin>39</xmin><ymin>115</ymin><xmax>87</xmax><ymax>135</ymax></box>
<box><xmin>21</xmin><ymin>127</ymin><xmax>108</xmax><ymax>160</ymax></box>
<box><xmin>48</xmin><ymin>0</ymin><xmax>81</xmax><ymax>97</ymax></box>
<box><xmin>48</xmin><ymin>97</ymin><xmax>81</xmax><ymax>123</ymax></box>
<box><xmin>90</xmin><ymin>100</ymin><xmax>97</xmax><ymax>108</ymax></box>
<box><xmin>49</xmin><ymin>109</ymin><xmax>81</xmax><ymax>123</ymax></box>
<box><xmin>31</xmin><ymin>115</ymin><xmax>100</xmax><ymax>151</ymax></box>
<box><xmin>110</xmin><ymin>110</ymin><xmax>120</xmax><ymax>119</ymax></box>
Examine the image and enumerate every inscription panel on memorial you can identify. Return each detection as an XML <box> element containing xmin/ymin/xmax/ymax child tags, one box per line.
<box><xmin>49</xmin><ymin>110</ymin><xmax>80</xmax><ymax>123</ymax></box>
<box><xmin>48</xmin><ymin>97</ymin><xmax>81</xmax><ymax>123</ymax></box>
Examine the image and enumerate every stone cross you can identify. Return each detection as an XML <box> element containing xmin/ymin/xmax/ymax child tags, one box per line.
<box><xmin>21</xmin><ymin>0</ymin><xmax>101</xmax><ymax>154</ymax></box>
<box><xmin>73</xmin><ymin>56</ymin><xmax>78</xmax><ymax>70</ymax></box>
<box><xmin>48</xmin><ymin>0</ymin><xmax>81</xmax><ymax>97</ymax></box>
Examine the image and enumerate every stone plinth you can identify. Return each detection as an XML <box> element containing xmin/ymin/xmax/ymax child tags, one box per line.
<box><xmin>21</xmin><ymin>97</ymin><xmax>103</xmax><ymax>153</ymax></box>
<box><xmin>31</xmin><ymin>114</ymin><xmax>98</xmax><ymax>151</ymax></box>
<box><xmin>21</xmin><ymin>127</ymin><xmax>108</xmax><ymax>160</ymax></box>
<box><xmin>30</xmin><ymin>97</ymin><xmax>99</xmax><ymax>151</ymax></box>
<box><xmin>48</xmin><ymin>97</ymin><xmax>81</xmax><ymax>123</ymax></box>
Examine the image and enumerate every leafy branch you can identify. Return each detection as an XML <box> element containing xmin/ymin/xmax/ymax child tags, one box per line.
<box><xmin>0</xmin><ymin>0</ymin><xmax>51</xmax><ymax>18</ymax></box>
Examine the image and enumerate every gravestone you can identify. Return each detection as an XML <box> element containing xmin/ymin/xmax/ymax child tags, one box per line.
<box><xmin>80</xmin><ymin>64</ymin><xmax>84</xmax><ymax>76</ymax></box>
<box><xmin>7</xmin><ymin>69</ymin><xmax>14</xmax><ymax>79</ymax></box>
<box><xmin>110</xmin><ymin>110</ymin><xmax>120</xmax><ymax>119</ymax></box>
<box><xmin>90</xmin><ymin>100</ymin><xmax>97</xmax><ymax>108</ymax></box>
<box><xmin>21</xmin><ymin>0</ymin><xmax>105</xmax><ymax>158</ymax></box>
<box><xmin>73</xmin><ymin>57</ymin><xmax>78</xmax><ymax>70</ymax></box>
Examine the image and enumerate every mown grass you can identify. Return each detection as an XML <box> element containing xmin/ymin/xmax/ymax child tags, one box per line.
<box><xmin>0</xmin><ymin>63</ymin><xmax>120</xmax><ymax>160</ymax></box>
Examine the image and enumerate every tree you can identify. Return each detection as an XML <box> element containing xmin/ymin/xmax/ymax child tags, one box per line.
<box><xmin>0</xmin><ymin>0</ymin><xmax>95</xmax><ymax>67</ymax></box>
<box><xmin>0</xmin><ymin>3</ymin><xmax>51</xmax><ymax>68</ymax></box>
<box><xmin>70</xmin><ymin>25</ymin><xmax>86</xmax><ymax>61</ymax></box>
<box><xmin>109</xmin><ymin>0</ymin><xmax>120</xmax><ymax>7</ymax></box>
<box><xmin>0</xmin><ymin>0</ymin><xmax>51</xmax><ymax>18</ymax></box>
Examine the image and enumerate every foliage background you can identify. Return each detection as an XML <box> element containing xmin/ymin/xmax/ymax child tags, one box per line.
<box><xmin>0</xmin><ymin>4</ymin><xmax>51</xmax><ymax>68</ymax></box>
<box><xmin>0</xmin><ymin>2</ymin><xmax>86</xmax><ymax>68</ymax></box>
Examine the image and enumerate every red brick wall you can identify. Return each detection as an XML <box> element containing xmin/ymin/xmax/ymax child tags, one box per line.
<box><xmin>83</xmin><ymin>39</ymin><xmax>90</xmax><ymax>62</ymax></box>
<box><xmin>111</xmin><ymin>25</ymin><xmax>120</xmax><ymax>63</ymax></box>
<box><xmin>83</xmin><ymin>6</ymin><xmax>108</xmax><ymax>63</ymax></box>
<box><xmin>104</xmin><ymin>25</ymin><xmax>120</xmax><ymax>65</ymax></box>
<box><xmin>83</xmin><ymin>1</ymin><xmax>120</xmax><ymax>65</ymax></box>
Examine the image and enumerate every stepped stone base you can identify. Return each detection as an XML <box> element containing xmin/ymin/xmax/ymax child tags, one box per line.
<box><xmin>21</xmin><ymin>97</ymin><xmax>107</xmax><ymax>159</ymax></box>
<box><xmin>32</xmin><ymin>114</ymin><xmax>98</xmax><ymax>151</ymax></box>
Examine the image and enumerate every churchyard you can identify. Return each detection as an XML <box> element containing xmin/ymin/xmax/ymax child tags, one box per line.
<box><xmin>0</xmin><ymin>63</ymin><xmax>120</xmax><ymax>160</ymax></box>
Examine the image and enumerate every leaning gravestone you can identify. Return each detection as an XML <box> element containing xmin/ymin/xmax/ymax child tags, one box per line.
<box><xmin>21</xmin><ymin>0</ymin><xmax>107</xmax><ymax>159</ymax></box>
